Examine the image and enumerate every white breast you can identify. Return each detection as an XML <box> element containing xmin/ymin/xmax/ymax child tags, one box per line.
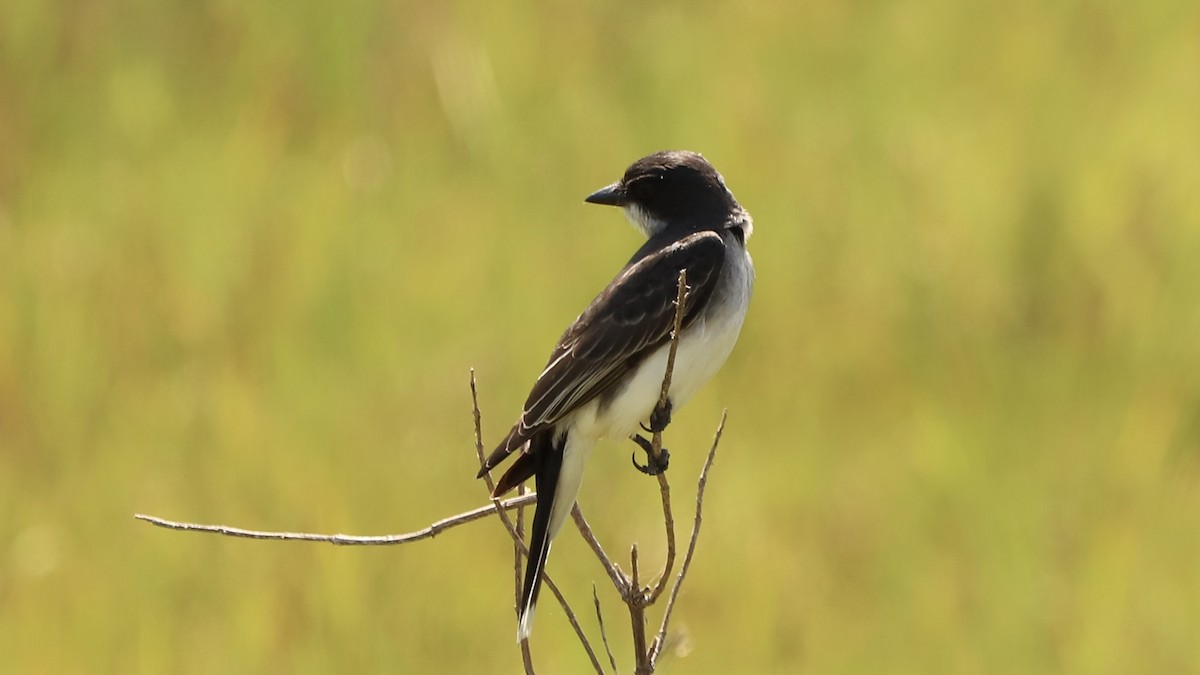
<box><xmin>570</xmin><ymin>233</ymin><xmax>754</xmax><ymax>441</ymax></box>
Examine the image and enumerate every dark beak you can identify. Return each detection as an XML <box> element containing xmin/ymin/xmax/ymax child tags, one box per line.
<box><xmin>584</xmin><ymin>182</ymin><xmax>626</xmax><ymax>207</ymax></box>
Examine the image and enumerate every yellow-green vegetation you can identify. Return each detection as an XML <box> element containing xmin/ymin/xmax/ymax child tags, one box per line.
<box><xmin>3</xmin><ymin>1</ymin><xmax>1199</xmax><ymax>672</ymax></box>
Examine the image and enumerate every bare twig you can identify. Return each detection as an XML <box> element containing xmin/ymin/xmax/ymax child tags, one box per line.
<box><xmin>646</xmin><ymin>270</ymin><xmax>687</xmax><ymax>602</ymax></box>
<box><xmin>650</xmin><ymin>269</ymin><xmax>688</xmax><ymax>464</ymax></box>
<box><xmin>470</xmin><ymin>370</ymin><xmax>604</xmax><ymax>675</ymax></box>
<box><xmin>628</xmin><ymin>545</ymin><xmax>651</xmax><ymax>675</ymax></box>
<box><xmin>593</xmin><ymin>584</ymin><xmax>619</xmax><ymax>674</ymax></box>
<box><xmin>649</xmin><ymin>410</ymin><xmax>727</xmax><ymax>667</ymax></box>
<box><xmin>572</xmin><ymin>504</ymin><xmax>628</xmax><ymax>594</ymax></box>
<box><xmin>133</xmin><ymin>496</ymin><xmax>536</xmax><ymax>543</ymax></box>
<box><xmin>646</xmin><ymin>473</ymin><xmax>675</xmax><ymax>604</ymax></box>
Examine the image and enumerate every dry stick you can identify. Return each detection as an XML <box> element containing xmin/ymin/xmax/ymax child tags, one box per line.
<box><xmin>593</xmin><ymin>584</ymin><xmax>619</xmax><ymax>675</ymax></box>
<box><xmin>646</xmin><ymin>475</ymin><xmax>674</xmax><ymax>604</ymax></box>
<box><xmin>628</xmin><ymin>545</ymin><xmax>651</xmax><ymax>675</ymax></box>
<box><xmin>651</xmin><ymin>268</ymin><xmax>688</xmax><ymax>461</ymax></box>
<box><xmin>648</xmin><ymin>410</ymin><xmax>727</xmax><ymax>667</ymax></box>
<box><xmin>134</xmin><ymin>496</ymin><xmax>536</xmax><ymax>543</ymax></box>
<box><xmin>646</xmin><ymin>270</ymin><xmax>688</xmax><ymax>603</ymax></box>
<box><xmin>571</xmin><ymin>505</ymin><xmax>628</xmax><ymax>594</ymax></box>
<box><xmin>470</xmin><ymin>370</ymin><xmax>604</xmax><ymax>675</ymax></box>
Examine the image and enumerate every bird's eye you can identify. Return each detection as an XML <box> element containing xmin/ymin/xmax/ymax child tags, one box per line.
<box><xmin>627</xmin><ymin>173</ymin><xmax>662</xmax><ymax>201</ymax></box>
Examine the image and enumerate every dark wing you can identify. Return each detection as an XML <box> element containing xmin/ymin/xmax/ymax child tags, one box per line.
<box><xmin>479</xmin><ymin>231</ymin><xmax>726</xmax><ymax>477</ymax></box>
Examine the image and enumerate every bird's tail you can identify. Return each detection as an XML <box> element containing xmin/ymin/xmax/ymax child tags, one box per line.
<box><xmin>516</xmin><ymin>430</ymin><xmax>593</xmax><ymax>641</ymax></box>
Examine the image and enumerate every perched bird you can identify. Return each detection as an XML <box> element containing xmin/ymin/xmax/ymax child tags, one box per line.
<box><xmin>478</xmin><ymin>150</ymin><xmax>755</xmax><ymax>640</ymax></box>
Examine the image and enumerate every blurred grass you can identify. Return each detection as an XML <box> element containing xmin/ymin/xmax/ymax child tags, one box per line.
<box><xmin>2</xmin><ymin>0</ymin><xmax>1200</xmax><ymax>672</ymax></box>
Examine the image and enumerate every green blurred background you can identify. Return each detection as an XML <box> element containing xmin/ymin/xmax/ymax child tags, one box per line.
<box><xmin>3</xmin><ymin>0</ymin><xmax>1199</xmax><ymax>672</ymax></box>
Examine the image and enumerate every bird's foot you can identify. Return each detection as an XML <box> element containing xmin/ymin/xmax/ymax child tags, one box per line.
<box><xmin>630</xmin><ymin>434</ymin><xmax>670</xmax><ymax>476</ymax></box>
<box><xmin>639</xmin><ymin>399</ymin><xmax>673</xmax><ymax>434</ymax></box>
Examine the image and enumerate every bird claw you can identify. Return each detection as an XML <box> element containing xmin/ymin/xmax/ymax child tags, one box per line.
<box><xmin>639</xmin><ymin>400</ymin><xmax>673</xmax><ymax>434</ymax></box>
<box><xmin>630</xmin><ymin>434</ymin><xmax>670</xmax><ymax>476</ymax></box>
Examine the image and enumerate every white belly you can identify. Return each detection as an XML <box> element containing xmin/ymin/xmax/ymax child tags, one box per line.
<box><xmin>569</xmin><ymin>239</ymin><xmax>754</xmax><ymax>442</ymax></box>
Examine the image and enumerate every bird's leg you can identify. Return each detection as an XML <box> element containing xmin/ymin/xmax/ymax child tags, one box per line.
<box><xmin>629</xmin><ymin>434</ymin><xmax>670</xmax><ymax>476</ymax></box>
<box><xmin>640</xmin><ymin>399</ymin><xmax>673</xmax><ymax>434</ymax></box>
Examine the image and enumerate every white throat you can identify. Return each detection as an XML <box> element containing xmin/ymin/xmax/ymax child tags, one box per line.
<box><xmin>622</xmin><ymin>204</ymin><xmax>669</xmax><ymax>238</ymax></box>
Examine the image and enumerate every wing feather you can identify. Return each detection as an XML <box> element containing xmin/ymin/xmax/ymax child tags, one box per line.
<box><xmin>479</xmin><ymin>230</ymin><xmax>726</xmax><ymax>475</ymax></box>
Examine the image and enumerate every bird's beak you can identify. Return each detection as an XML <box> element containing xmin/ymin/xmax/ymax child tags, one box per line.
<box><xmin>584</xmin><ymin>183</ymin><xmax>626</xmax><ymax>207</ymax></box>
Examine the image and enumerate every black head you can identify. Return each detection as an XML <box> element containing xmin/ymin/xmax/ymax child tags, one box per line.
<box><xmin>585</xmin><ymin>151</ymin><xmax>739</xmax><ymax>236</ymax></box>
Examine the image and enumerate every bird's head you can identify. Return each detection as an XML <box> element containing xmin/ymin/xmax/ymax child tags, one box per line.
<box><xmin>585</xmin><ymin>151</ymin><xmax>740</xmax><ymax>238</ymax></box>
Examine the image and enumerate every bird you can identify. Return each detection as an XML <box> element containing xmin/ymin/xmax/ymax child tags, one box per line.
<box><xmin>477</xmin><ymin>150</ymin><xmax>755</xmax><ymax>641</ymax></box>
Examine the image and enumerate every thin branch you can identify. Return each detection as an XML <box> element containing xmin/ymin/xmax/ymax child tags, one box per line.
<box><xmin>593</xmin><ymin>584</ymin><xmax>619</xmax><ymax>675</ymax></box>
<box><xmin>572</xmin><ymin>504</ymin><xmax>628</xmax><ymax>594</ymax></box>
<box><xmin>649</xmin><ymin>410</ymin><xmax>727</xmax><ymax>667</ymax></box>
<box><xmin>631</xmin><ymin>545</ymin><xmax>641</xmax><ymax>596</ymax></box>
<box><xmin>645</xmin><ymin>270</ymin><xmax>687</xmax><ymax>602</ymax></box>
<box><xmin>651</xmin><ymin>269</ymin><xmax>688</xmax><ymax>463</ymax></box>
<box><xmin>472</xmin><ymin>367</ymin><xmax>487</xmax><ymax>465</ymax></box>
<box><xmin>628</xmin><ymin>545</ymin><xmax>650</xmax><ymax>675</ymax></box>
<box><xmin>470</xmin><ymin>370</ymin><xmax>604</xmax><ymax>675</ymax></box>
<box><xmin>646</xmin><ymin>473</ymin><xmax>675</xmax><ymax>604</ymax></box>
<box><xmin>133</xmin><ymin>495</ymin><xmax>536</xmax><ymax>544</ymax></box>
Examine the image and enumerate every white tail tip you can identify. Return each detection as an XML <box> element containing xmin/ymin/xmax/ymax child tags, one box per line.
<box><xmin>517</xmin><ymin>605</ymin><xmax>536</xmax><ymax>642</ymax></box>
